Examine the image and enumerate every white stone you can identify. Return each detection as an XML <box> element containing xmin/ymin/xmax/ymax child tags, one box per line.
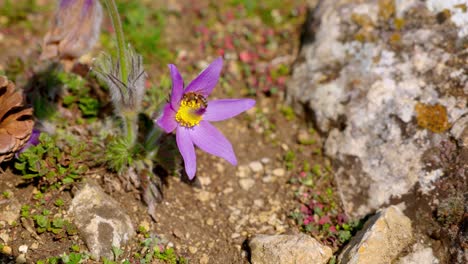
<box><xmin>239</xmin><ymin>179</ymin><xmax>255</xmax><ymax>191</ymax></box>
<box><xmin>397</xmin><ymin>243</ymin><xmax>439</xmax><ymax>264</ymax></box>
<box><xmin>18</xmin><ymin>245</ymin><xmax>28</xmax><ymax>254</ymax></box>
<box><xmin>272</xmin><ymin>168</ymin><xmax>286</xmax><ymax>177</ymax></box>
<box><xmin>249</xmin><ymin>161</ymin><xmax>264</xmax><ymax>173</ymax></box>
<box><xmin>249</xmin><ymin>234</ymin><xmax>332</xmax><ymax>264</ymax></box>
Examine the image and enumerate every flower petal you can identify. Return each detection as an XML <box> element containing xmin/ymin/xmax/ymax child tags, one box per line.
<box><xmin>156</xmin><ymin>104</ymin><xmax>177</xmax><ymax>133</ymax></box>
<box><xmin>203</xmin><ymin>99</ymin><xmax>255</xmax><ymax>122</ymax></box>
<box><xmin>190</xmin><ymin>121</ymin><xmax>237</xmax><ymax>165</ymax></box>
<box><xmin>185</xmin><ymin>57</ymin><xmax>223</xmax><ymax>97</ymax></box>
<box><xmin>169</xmin><ymin>64</ymin><xmax>184</xmax><ymax>110</ymax></box>
<box><xmin>176</xmin><ymin>126</ymin><xmax>197</xmax><ymax>179</ymax></box>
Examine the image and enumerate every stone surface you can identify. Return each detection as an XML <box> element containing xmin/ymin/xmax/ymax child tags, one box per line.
<box><xmin>397</xmin><ymin>243</ymin><xmax>439</xmax><ymax>264</ymax></box>
<box><xmin>68</xmin><ymin>181</ymin><xmax>135</xmax><ymax>260</ymax></box>
<box><xmin>338</xmin><ymin>206</ymin><xmax>413</xmax><ymax>264</ymax></box>
<box><xmin>287</xmin><ymin>0</ymin><xmax>468</xmax><ymax>217</ymax></box>
<box><xmin>249</xmin><ymin>234</ymin><xmax>332</xmax><ymax>264</ymax></box>
<box><xmin>0</xmin><ymin>198</ymin><xmax>21</xmax><ymax>225</ymax></box>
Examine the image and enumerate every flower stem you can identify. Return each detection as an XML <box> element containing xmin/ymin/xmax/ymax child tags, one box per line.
<box><xmin>102</xmin><ymin>0</ymin><xmax>128</xmax><ymax>87</ymax></box>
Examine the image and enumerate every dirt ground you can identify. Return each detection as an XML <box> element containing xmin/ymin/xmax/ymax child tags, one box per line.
<box><xmin>0</xmin><ymin>1</ymin><xmax>337</xmax><ymax>263</ymax></box>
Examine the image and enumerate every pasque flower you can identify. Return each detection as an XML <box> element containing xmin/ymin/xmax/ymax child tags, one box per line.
<box><xmin>156</xmin><ymin>57</ymin><xmax>255</xmax><ymax>179</ymax></box>
<box><xmin>40</xmin><ymin>0</ymin><xmax>102</xmax><ymax>62</ymax></box>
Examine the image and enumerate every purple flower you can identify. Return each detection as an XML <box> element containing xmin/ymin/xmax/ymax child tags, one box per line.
<box><xmin>156</xmin><ymin>57</ymin><xmax>255</xmax><ymax>179</ymax></box>
<box><xmin>16</xmin><ymin>129</ymin><xmax>41</xmax><ymax>158</ymax></box>
<box><xmin>40</xmin><ymin>0</ymin><xmax>102</xmax><ymax>62</ymax></box>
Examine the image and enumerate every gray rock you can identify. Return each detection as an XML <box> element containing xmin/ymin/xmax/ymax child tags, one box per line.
<box><xmin>287</xmin><ymin>0</ymin><xmax>468</xmax><ymax>217</ymax></box>
<box><xmin>0</xmin><ymin>198</ymin><xmax>21</xmax><ymax>225</ymax></box>
<box><xmin>338</xmin><ymin>206</ymin><xmax>413</xmax><ymax>264</ymax></box>
<box><xmin>68</xmin><ymin>181</ymin><xmax>135</xmax><ymax>260</ymax></box>
<box><xmin>397</xmin><ymin>243</ymin><xmax>439</xmax><ymax>264</ymax></box>
<box><xmin>249</xmin><ymin>234</ymin><xmax>332</xmax><ymax>264</ymax></box>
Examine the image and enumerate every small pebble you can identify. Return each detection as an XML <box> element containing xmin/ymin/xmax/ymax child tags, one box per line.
<box><xmin>231</xmin><ymin>233</ymin><xmax>240</xmax><ymax>239</ymax></box>
<box><xmin>30</xmin><ymin>242</ymin><xmax>38</xmax><ymax>250</ymax></box>
<box><xmin>196</xmin><ymin>190</ymin><xmax>212</xmax><ymax>202</ymax></box>
<box><xmin>172</xmin><ymin>229</ymin><xmax>184</xmax><ymax>239</ymax></box>
<box><xmin>206</xmin><ymin>218</ymin><xmax>214</xmax><ymax>226</ymax></box>
<box><xmin>188</xmin><ymin>246</ymin><xmax>198</xmax><ymax>254</ymax></box>
<box><xmin>223</xmin><ymin>187</ymin><xmax>234</xmax><ymax>194</ymax></box>
<box><xmin>198</xmin><ymin>176</ymin><xmax>212</xmax><ymax>186</ymax></box>
<box><xmin>16</xmin><ymin>254</ymin><xmax>27</xmax><ymax>264</ymax></box>
<box><xmin>2</xmin><ymin>245</ymin><xmax>12</xmax><ymax>255</ymax></box>
<box><xmin>249</xmin><ymin>161</ymin><xmax>263</xmax><ymax>173</ymax></box>
<box><xmin>262</xmin><ymin>175</ymin><xmax>275</xmax><ymax>183</ymax></box>
<box><xmin>200</xmin><ymin>254</ymin><xmax>210</xmax><ymax>264</ymax></box>
<box><xmin>0</xmin><ymin>232</ymin><xmax>9</xmax><ymax>243</ymax></box>
<box><xmin>261</xmin><ymin>157</ymin><xmax>271</xmax><ymax>164</ymax></box>
<box><xmin>239</xmin><ymin>179</ymin><xmax>255</xmax><ymax>190</ymax></box>
<box><xmin>253</xmin><ymin>199</ymin><xmax>265</xmax><ymax>207</ymax></box>
<box><xmin>272</xmin><ymin>168</ymin><xmax>286</xmax><ymax>177</ymax></box>
<box><xmin>236</xmin><ymin>166</ymin><xmax>248</xmax><ymax>178</ymax></box>
<box><xmin>18</xmin><ymin>245</ymin><xmax>28</xmax><ymax>254</ymax></box>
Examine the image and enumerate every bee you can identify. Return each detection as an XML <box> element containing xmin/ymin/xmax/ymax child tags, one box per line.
<box><xmin>184</xmin><ymin>92</ymin><xmax>208</xmax><ymax>108</ymax></box>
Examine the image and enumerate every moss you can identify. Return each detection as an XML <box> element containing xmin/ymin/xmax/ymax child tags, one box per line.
<box><xmin>415</xmin><ymin>103</ymin><xmax>450</xmax><ymax>133</ymax></box>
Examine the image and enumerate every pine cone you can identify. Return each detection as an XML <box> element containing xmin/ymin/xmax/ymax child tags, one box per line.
<box><xmin>0</xmin><ymin>76</ymin><xmax>34</xmax><ymax>163</ymax></box>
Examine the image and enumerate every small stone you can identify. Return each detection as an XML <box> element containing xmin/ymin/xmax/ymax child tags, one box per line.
<box><xmin>223</xmin><ymin>187</ymin><xmax>234</xmax><ymax>194</ymax></box>
<box><xmin>30</xmin><ymin>242</ymin><xmax>38</xmax><ymax>250</ymax></box>
<box><xmin>198</xmin><ymin>176</ymin><xmax>212</xmax><ymax>186</ymax></box>
<box><xmin>172</xmin><ymin>229</ymin><xmax>184</xmax><ymax>239</ymax></box>
<box><xmin>249</xmin><ymin>234</ymin><xmax>332</xmax><ymax>264</ymax></box>
<box><xmin>188</xmin><ymin>246</ymin><xmax>198</xmax><ymax>254</ymax></box>
<box><xmin>261</xmin><ymin>157</ymin><xmax>271</xmax><ymax>164</ymax></box>
<box><xmin>236</xmin><ymin>165</ymin><xmax>249</xmax><ymax>178</ymax></box>
<box><xmin>0</xmin><ymin>199</ymin><xmax>21</xmax><ymax>225</ymax></box>
<box><xmin>167</xmin><ymin>242</ymin><xmax>174</xmax><ymax>248</ymax></box>
<box><xmin>253</xmin><ymin>199</ymin><xmax>265</xmax><ymax>208</ymax></box>
<box><xmin>200</xmin><ymin>254</ymin><xmax>210</xmax><ymax>264</ymax></box>
<box><xmin>239</xmin><ymin>178</ymin><xmax>255</xmax><ymax>190</ymax></box>
<box><xmin>231</xmin><ymin>233</ymin><xmax>241</xmax><ymax>239</ymax></box>
<box><xmin>215</xmin><ymin>163</ymin><xmax>225</xmax><ymax>173</ymax></box>
<box><xmin>249</xmin><ymin>161</ymin><xmax>263</xmax><ymax>173</ymax></box>
<box><xmin>196</xmin><ymin>190</ymin><xmax>212</xmax><ymax>202</ymax></box>
<box><xmin>2</xmin><ymin>245</ymin><xmax>12</xmax><ymax>255</ymax></box>
<box><xmin>16</xmin><ymin>254</ymin><xmax>27</xmax><ymax>264</ymax></box>
<box><xmin>68</xmin><ymin>181</ymin><xmax>135</xmax><ymax>260</ymax></box>
<box><xmin>272</xmin><ymin>168</ymin><xmax>286</xmax><ymax>177</ymax></box>
<box><xmin>262</xmin><ymin>175</ymin><xmax>275</xmax><ymax>183</ymax></box>
<box><xmin>0</xmin><ymin>232</ymin><xmax>9</xmax><ymax>243</ymax></box>
<box><xmin>206</xmin><ymin>218</ymin><xmax>214</xmax><ymax>226</ymax></box>
<box><xmin>18</xmin><ymin>245</ymin><xmax>28</xmax><ymax>254</ymax></box>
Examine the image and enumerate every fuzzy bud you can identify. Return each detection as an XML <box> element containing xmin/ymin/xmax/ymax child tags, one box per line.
<box><xmin>93</xmin><ymin>45</ymin><xmax>146</xmax><ymax>115</ymax></box>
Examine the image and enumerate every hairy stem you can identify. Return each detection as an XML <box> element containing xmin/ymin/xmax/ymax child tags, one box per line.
<box><xmin>102</xmin><ymin>0</ymin><xmax>128</xmax><ymax>87</ymax></box>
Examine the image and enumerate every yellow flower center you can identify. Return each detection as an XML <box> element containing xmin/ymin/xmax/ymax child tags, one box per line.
<box><xmin>175</xmin><ymin>92</ymin><xmax>208</xmax><ymax>128</ymax></box>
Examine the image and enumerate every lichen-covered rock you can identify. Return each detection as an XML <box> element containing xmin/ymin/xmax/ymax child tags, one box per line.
<box><xmin>0</xmin><ymin>198</ymin><xmax>21</xmax><ymax>225</ymax></box>
<box><xmin>248</xmin><ymin>234</ymin><xmax>332</xmax><ymax>264</ymax></box>
<box><xmin>68</xmin><ymin>181</ymin><xmax>135</xmax><ymax>260</ymax></box>
<box><xmin>397</xmin><ymin>243</ymin><xmax>440</xmax><ymax>264</ymax></box>
<box><xmin>287</xmin><ymin>0</ymin><xmax>468</xmax><ymax>217</ymax></box>
<box><xmin>338</xmin><ymin>206</ymin><xmax>413</xmax><ymax>264</ymax></box>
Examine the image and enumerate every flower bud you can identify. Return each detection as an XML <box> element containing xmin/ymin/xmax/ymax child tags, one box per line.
<box><xmin>40</xmin><ymin>0</ymin><xmax>103</xmax><ymax>62</ymax></box>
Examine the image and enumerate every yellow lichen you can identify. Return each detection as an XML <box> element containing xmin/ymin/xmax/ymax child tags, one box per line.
<box><xmin>394</xmin><ymin>18</ymin><xmax>405</xmax><ymax>30</ymax></box>
<box><xmin>378</xmin><ymin>0</ymin><xmax>396</xmax><ymax>21</ymax></box>
<box><xmin>415</xmin><ymin>103</ymin><xmax>450</xmax><ymax>133</ymax></box>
